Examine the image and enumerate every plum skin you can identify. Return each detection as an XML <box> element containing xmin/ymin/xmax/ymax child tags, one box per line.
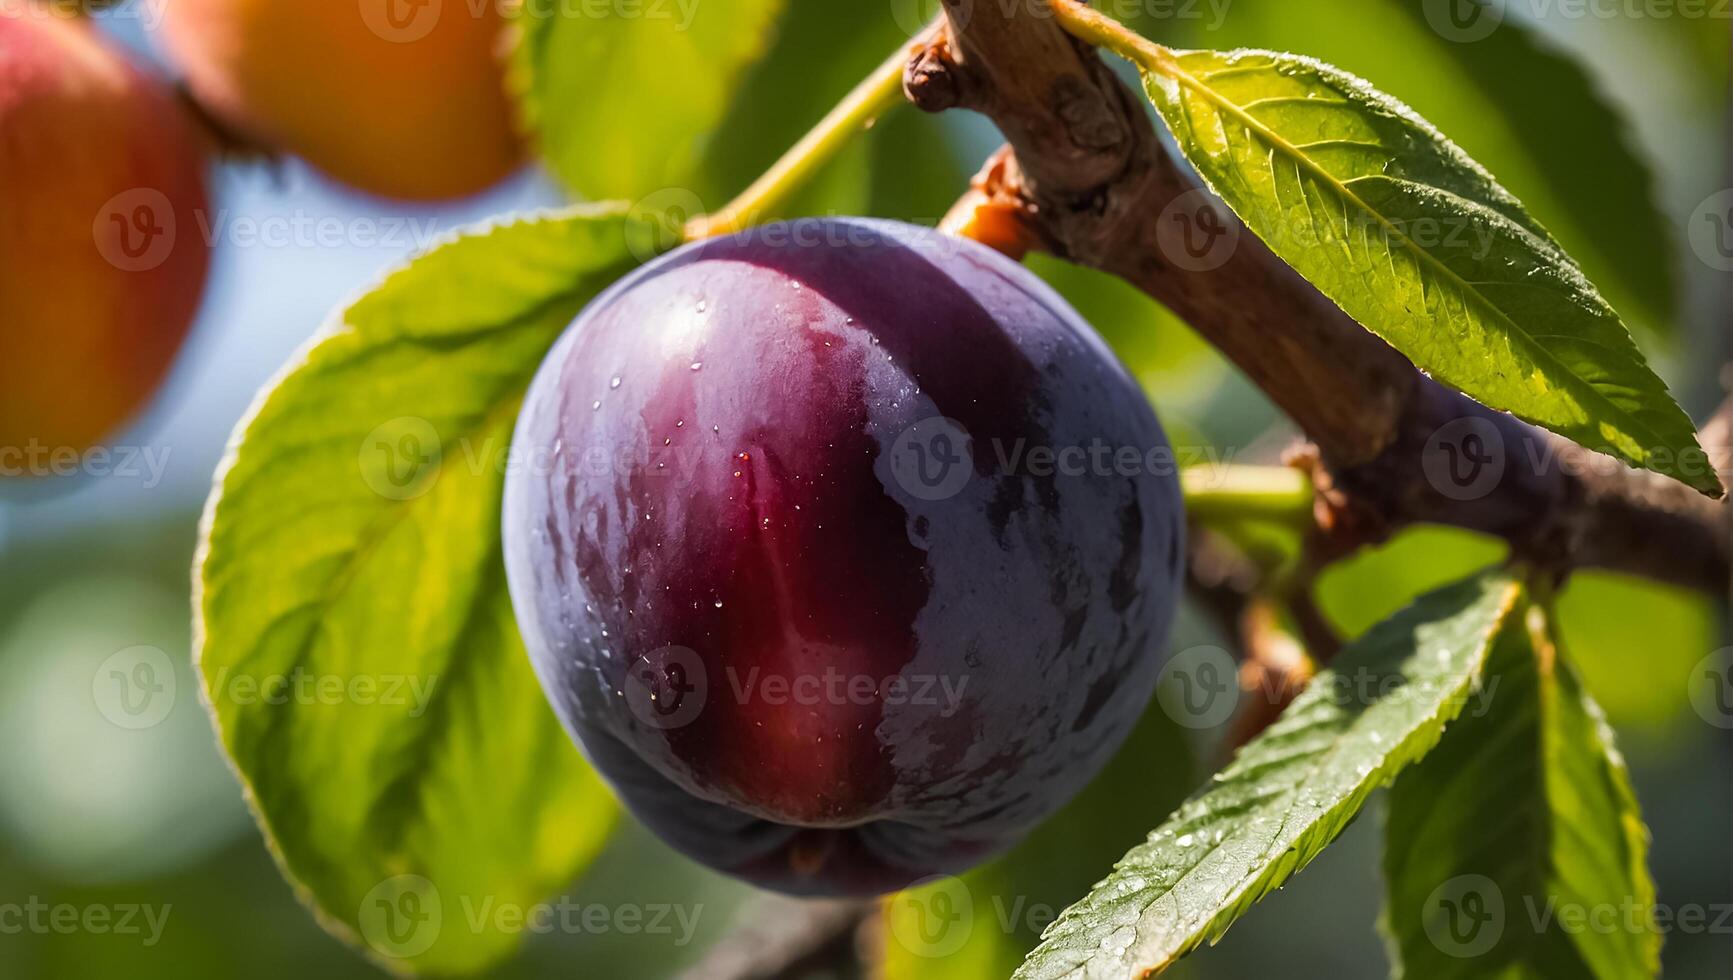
<box><xmin>0</xmin><ymin>12</ymin><xmax>211</xmax><ymax>463</ymax></box>
<box><xmin>503</xmin><ymin>218</ymin><xmax>1184</xmax><ymax>895</ymax></box>
<box><xmin>160</xmin><ymin>0</ymin><xmax>520</xmax><ymax>201</ymax></box>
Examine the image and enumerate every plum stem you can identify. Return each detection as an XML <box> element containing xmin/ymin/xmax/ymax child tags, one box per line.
<box><xmin>1182</xmin><ymin>465</ymin><xmax>1314</xmax><ymax>526</ymax></box>
<box><xmin>684</xmin><ymin>22</ymin><xmax>937</xmax><ymax>240</ymax></box>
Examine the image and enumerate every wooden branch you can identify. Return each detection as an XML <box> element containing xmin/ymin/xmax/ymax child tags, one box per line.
<box><xmin>908</xmin><ymin>0</ymin><xmax>1729</xmax><ymax>595</ymax></box>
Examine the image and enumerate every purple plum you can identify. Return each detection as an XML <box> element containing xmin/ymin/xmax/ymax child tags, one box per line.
<box><xmin>503</xmin><ymin>218</ymin><xmax>1184</xmax><ymax>895</ymax></box>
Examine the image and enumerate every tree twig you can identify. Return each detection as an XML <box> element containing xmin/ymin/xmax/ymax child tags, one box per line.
<box><xmin>907</xmin><ymin>0</ymin><xmax>1729</xmax><ymax>595</ymax></box>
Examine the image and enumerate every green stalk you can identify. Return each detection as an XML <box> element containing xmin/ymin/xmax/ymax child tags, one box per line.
<box><xmin>686</xmin><ymin>31</ymin><xmax>922</xmax><ymax>240</ymax></box>
<box><xmin>1182</xmin><ymin>466</ymin><xmax>1314</xmax><ymax>525</ymax></box>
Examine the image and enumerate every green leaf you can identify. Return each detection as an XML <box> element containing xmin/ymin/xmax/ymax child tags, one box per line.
<box><xmin>1139</xmin><ymin>48</ymin><xmax>1719</xmax><ymax>496</ymax></box>
<box><xmin>879</xmin><ymin>696</ymin><xmax>1198</xmax><ymax>977</ymax></box>
<box><xmin>1554</xmin><ymin>572</ymin><xmax>1718</xmax><ymax>738</ymax></box>
<box><xmin>510</xmin><ymin>0</ymin><xmax>786</xmax><ymax>201</ymax></box>
<box><xmin>1014</xmin><ymin>570</ymin><xmax>1525</xmax><ymax>979</ymax></box>
<box><xmin>196</xmin><ymin>206</ymin><xmax>653</xmax><ymax>974</ymax></box>
<box><xmin>695</xmin><ymin>0</ymin><xmax>914</xmax><ymax>217</ymax></box>
<box><xmin>1317</xmin><ymin>527</ymin><xmax>1507</xmax><ymax>640</ymax></box>
<box><xmin>1161</xmin><ymin>0</ymin><xmax>1677</xmax><ymax>338</ymax></box>
<box><xmin>1383</xmin><ymin>602</ymin><xmax>1658</xmax><ymax>978</ymax></box>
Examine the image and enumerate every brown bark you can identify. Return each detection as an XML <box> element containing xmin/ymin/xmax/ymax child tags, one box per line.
<box><xmin>908</xmin><ymin>0</ymin><xmax>1730</xmax><ymax>595</ymax></box>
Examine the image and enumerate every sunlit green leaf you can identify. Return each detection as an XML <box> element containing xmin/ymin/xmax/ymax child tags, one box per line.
<box><xmin>1140</xmin><ymin>48</ymin><xmax>1718</xmax><ymax>496</ymax></box>
<box><xmin>1317</xmin><ymin>527</ymin><xmax>1506</xmax><ymax>640</ymax></box>
<box><xmin>197</xmin><ymin>206</ymin><xmax>653</xmax><ymax>973</ymax></box>
<box><xmin>1384</xmin><ymin>603</ymin><xmax>1658</xmax><ymax>978</ymax></box>
<box><xmin>695</xmin><ymin>0</ymin><xmax>919</xmax><ymax>218</ymax></box>
<box><xmin>1163</xmin><ymin>0</ymin><xmax>1676</xmax><ymax>337</ymax></box>
<box><xmin>511</xmin><ymin>0</ymin><xmax>786</xmax><ymax>200</ymax></box>
<box><xmin>1555</xmin><ymin>572</ymin><xmax>1718</xmax><ymax>739</ymax></box>
<box><xmin>1015</xmin><ymin>570</ymin><xmax>1524</xmax><ymax>979</ymax></box>
<box><xmin>1318</xmin><ymin>532</ymin><xmax>1718</xmax><ymax>739</ymax></box>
